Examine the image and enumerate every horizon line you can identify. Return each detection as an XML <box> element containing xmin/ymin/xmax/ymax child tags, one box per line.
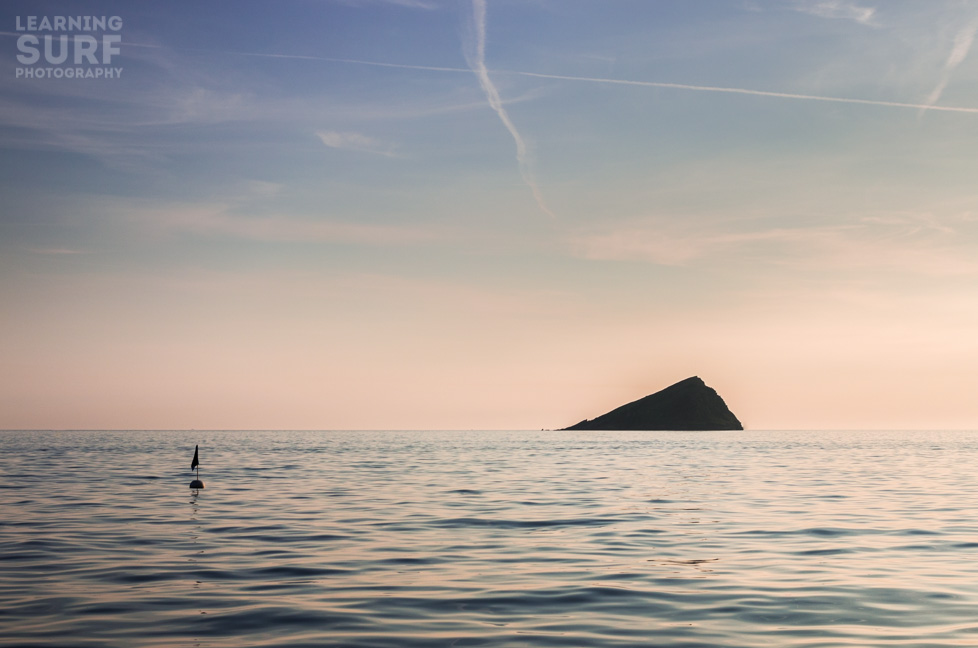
<box><xmin>3</xmin><ymin>428</ymin><xmax>976</xmax><ymax>432</ymax></box>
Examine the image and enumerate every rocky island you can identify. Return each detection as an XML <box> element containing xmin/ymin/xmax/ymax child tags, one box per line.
<box><xmin>563</xmin><ymin>376</ymin><xmax>743</xmax><ymax>431</ymax></box>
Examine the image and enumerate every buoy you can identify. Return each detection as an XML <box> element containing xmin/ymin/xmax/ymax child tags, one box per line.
<box><xmin>189</xmin><ymin>444</ymin><xmax>204</xmax><ymax>489</ymax></box>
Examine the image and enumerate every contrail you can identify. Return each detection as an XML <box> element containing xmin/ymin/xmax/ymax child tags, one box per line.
<box><xmin>288</xmin><ymin>52</ymin><xmax>978</xmax><ymax>116</ymax></box>
<box><xmin>97</xmin><ymin>33</ymin><xmax>978</xmax><ymax>117</ymax></box>
<box><xmin>467</xmin><ymin>0</ymin><xmax>556</xmax><ymax>219</ymax></box>
<box><xmin>920</xmin><ymin>20</ymin><xmax>978</xmax><ymax>116</ymax></box>
<box><xmin>88</xmin><ymin>33</ymin><xmax>978</xmax><ymax>117</ymax></box>
<box><xmin>509</xmin><ymin>70</ymin><xmax>978</xmax><ymax>115</ymax></box>
<box><xmin>8</xmin><ymin>27</ymin><xmax>978</xmax><ymax>116</ymax></box>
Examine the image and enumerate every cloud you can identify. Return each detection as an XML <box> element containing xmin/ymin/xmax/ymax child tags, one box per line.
<box><xmin>118</xmin><ymin>199</ymin><xmax>447</xmax><ymax>247</ymax></box>
<box><xmin>465</xmin><ymin>0</ymin><xmax>556</xmax><ymax>219</ymax></box>
<box><xmin>336</xmin><ymin>0</ymin><xmax>438</xmax><ymax>8</ymax></box>
<box><xmin>27</xmin><ymin>248</ymin><xmax>89</xmax><ymax>255</ymax></box>
<box><xmin>381</xmin><ymin>0</ymin><xmax>438</xmax><ymax>8</ymax></box>
<box><xmin>189</xmin><ymin>213</ymin><xmax>441</xmax><ymax>246</ymax></box>
<box><xmin>242</xmin><ymin>180</ymin><xmax>284</xmax><ymax>198</ymax></box>
<box><xmin>59</xmin><ymin>187</ymin><xmax>449</xmax><ymax>249</ymax></box>
<box><xmin>793</xmin><ymin>0</ymin><xmax>876</xmax><ymax>25</ymax></box>
<box><xmin>569</xmin><ymin>221</ymin><xmax>822</xmax><ymax>266</ymax></box>
<box><xmin>316</xmin><ymin>130</ymin><xmax>397</xmax><ymax>157</ymax></box>
<box><xmin>921</xmin><ymin>20</ymin><xmax>978</xmax><ymax>113</ymax></box>
<box><xmin>569</xmin><ymin>212</ymin><xmax>978</xmax><ymax>277</ymax></box>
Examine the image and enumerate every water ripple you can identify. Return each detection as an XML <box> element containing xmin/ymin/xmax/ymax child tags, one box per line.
<box><xmin>3</xmin><ymin>429</ymin><xmax>978</xmax><ymax>646</ymax></box>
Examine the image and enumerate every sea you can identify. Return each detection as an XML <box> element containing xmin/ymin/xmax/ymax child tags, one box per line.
<box><xmin>2</xmin><ymin>429</ymin><xmax>978</xmax><ymax>648</ymax></box>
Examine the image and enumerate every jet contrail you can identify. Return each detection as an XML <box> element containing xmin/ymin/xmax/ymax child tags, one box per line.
<box><xmin>467</xmin><ymin>0</ymin><xmax>556</xmax><ymax>219</ymax></box>
<box><xmin>509</xmin><ymin>70</ymin><xmax>978</xmax><ymax>115</ymax></box>
<box><xmin>7</xmin><ymin>28</ymin><xmax>978</xmax><ymax>116</ymax></box>
<box><xmin>290</xmin><ymin>53</ymin><xmax>978</xmax><ymax>116</ymax></box>
<box><xmin>99</xmin><ymin>34</ymin><xmax>978</xmax><ymax>118</ymax></box>
<box><xmin>921</xmin><ymin>21</ymin><xmax>978</xmax><ymax>115</ymax></box>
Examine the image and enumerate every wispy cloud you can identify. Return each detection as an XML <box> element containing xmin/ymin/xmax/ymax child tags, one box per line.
<box><xmin>921</xmin><ymin>20</ymin><xmax>978</xmax><ymax>114</ymax></box>
<box><xmin>336</xmin><ymin>0</ymin><xmax>438</xmax><ymax>8</ymax></box>
<box><xmin>570</xmin><ymin>212</ymin><xmax>978</xmax><ymax>277</ymax></box>
<box><xmin>465</xmin><ymin>0</ymin><xmax>556</xmax><ymax>219</ymax></box>
<box><xmin>793</xmin><ymin>0</ymin><xmax>877</xmax><ymax>25</ymax></box>
<box><xmin>316</xmin><ymin>130</ymin><xmax>397</xmax><ymax>157</ymax></box>
<box><xmin>186</xmin><ymin>213</ymin><xmax>440</xmax><ymax>246</ymax></box>
<box><xmin>381</xmin><ymin>0</ymin><xmax>438</xmax><ymax>8</ymax></box>
<box><xmin>114</xmin><ymin>199</ymin><xmax>446</xmax><ymax>247</ymax></box>
<box><xmin>27</xmin><ymin>247</ymin><xmax>90</xmax><ymax>255</ymax></box>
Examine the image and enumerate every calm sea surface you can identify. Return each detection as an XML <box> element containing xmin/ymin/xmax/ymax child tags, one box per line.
<box><xmin>2</xmin><ymin>429</ymin><xmax>978</xmax><ymax>647</ymax></box>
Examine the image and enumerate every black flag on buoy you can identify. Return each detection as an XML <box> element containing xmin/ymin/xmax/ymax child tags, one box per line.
<box><xmin>189</xmin><ymin>444</ymin><xmax>204</xmax><ymax>490</ymax></box>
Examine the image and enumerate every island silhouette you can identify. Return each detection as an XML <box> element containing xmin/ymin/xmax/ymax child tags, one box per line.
<box><xmin>563</xmin><ymin>376</ymin><xmax>743</xmax><ymax>431</ymax></box>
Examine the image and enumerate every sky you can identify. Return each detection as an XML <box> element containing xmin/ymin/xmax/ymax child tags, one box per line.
<box><xmin>2</xmin><ymin>0</ymin><xmax>978</xmax><ymax>430</ymax></box>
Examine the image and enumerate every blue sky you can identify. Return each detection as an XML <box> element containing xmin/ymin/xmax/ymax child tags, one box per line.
<box><xmin>3</xmin><ymin>0</ymin><xmax>978</xmax><ymax>429</ymax></box>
